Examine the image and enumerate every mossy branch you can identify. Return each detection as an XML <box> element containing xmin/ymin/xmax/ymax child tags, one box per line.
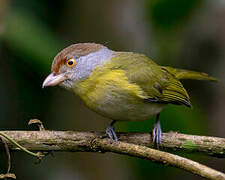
<box><xmin>0</xmin><ymin>131</ymin><xmax>225</xmax><ymax>180</ymax></box>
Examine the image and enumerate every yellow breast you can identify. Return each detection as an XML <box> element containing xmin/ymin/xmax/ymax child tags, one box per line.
<box><xmin>72</xmin><ymin>66</ymin><xmax>165</xmax><ymax>121</ymax></box>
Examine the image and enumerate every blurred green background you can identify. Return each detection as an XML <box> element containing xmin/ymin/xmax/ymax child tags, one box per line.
<box><xmin>0</xmin><ymin>0</ymin><xmax>224</xmax><ymax>179</ymax></box>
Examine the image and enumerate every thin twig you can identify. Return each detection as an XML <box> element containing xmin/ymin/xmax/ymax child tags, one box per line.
<box><xmin>2</xmin><ymin>138</ymin><xmax>11</xmax><ymax>173</ymax></box>
<box><xmin>0</xmin><ymin>173</ymin><xmax>16</xmax><ymax>179</ymax></box>
<box><xmin>0</xmin><ymin>132</ymin><xmax>44</xmax><ymax>159</ymax></box>
<box><xmin>0</xmin><ymin>136</ymin><xmax>16</xmax><ymax>179</ymax></box>
<box><xmin>28</xmin><ymin>119</ymin><xmax>45</xmax><ymax>131</ymax></box>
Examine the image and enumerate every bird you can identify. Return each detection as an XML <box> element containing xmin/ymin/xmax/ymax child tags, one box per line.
<box><xmin>42</xmin><ymin>43</ymin><xmax>217</xmax><ymax>147</ymax></box>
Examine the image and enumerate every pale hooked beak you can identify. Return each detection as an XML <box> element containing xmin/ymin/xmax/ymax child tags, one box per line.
<box><xmin>42</xmin><ymin>73</ymin><xmax>67</xmax><ymax>88</ymax></box>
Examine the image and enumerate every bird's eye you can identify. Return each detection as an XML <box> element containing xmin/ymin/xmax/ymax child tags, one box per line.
<box><xmin>66</xmin><ymin>58</ymin><xmax>76</xmax><ymax>68</ymax></box>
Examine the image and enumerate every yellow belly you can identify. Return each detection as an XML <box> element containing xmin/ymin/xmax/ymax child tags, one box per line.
<box><xmin>73</xmin><ymin>68</ymin><xmax>165</xmax><ymax>121</ymax></box>
<box><xmin>91</xmin><ymin>96</ymin><xmax>165</xmax><ymax>121</ymax></box>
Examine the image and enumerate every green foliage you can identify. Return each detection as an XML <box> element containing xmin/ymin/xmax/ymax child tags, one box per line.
<box><xmin>146</xmin><ymin>0</ymin><xmax>201</xmax><ymax>30</ymax></box>
<box><xmin>2</xmin><ymin>9</ymin><xmax>62</xmax><ymax>72</ymax></box>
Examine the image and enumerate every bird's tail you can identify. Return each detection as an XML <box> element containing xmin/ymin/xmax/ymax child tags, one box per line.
<box><xmin>161</xmin><ymin>66</ymin><xmax>218</xmax><ymax>81</ymax></box>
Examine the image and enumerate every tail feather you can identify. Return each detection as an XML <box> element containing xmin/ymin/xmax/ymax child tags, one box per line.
<box><xmin>161</xmin><ymin>66</ymin><xmax>218</xmax><ymax>81</ymax></box>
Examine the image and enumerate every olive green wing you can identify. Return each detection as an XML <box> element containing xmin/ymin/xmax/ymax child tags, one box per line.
<box><xmin>155</xmin><ymin>73</ymin><xmax>191</xmax><ymax>107</ymax></box>
<box><xmin>111</xmin><ymin>52</ymin><xmax>191</xmax><ymax>107</ymax></box>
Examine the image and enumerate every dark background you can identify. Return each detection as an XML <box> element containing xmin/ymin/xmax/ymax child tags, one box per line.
<box><xmin>0</xmin><ymin>0</ymin><xmax>224</xmax><ymax>179</ymax></box>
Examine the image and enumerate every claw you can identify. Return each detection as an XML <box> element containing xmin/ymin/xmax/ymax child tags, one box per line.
<box><xmin>152</xmin><ymin>114</ymin><xmax>162</xmax><ymax>148</ymax></box>
<box><xmin>106</xmin><ymin>120</ymin><xmax>118</xmax><ymax>141</ymax></box>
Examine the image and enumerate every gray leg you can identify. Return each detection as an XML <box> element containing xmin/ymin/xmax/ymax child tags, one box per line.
<box><xmin>152</xmin><ymin>114</ymin><xmax>162</xmax><ymax>148</ymax></box>
<box><xmin>106</xmin><ymin>120</ymin><xmax>118</xmax><ymax>141</ymax></box>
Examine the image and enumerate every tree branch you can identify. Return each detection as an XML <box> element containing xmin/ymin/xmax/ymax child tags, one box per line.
<box><xmin>0</xmin><ymin>131</ymin><xmax>224</xmax><ymax>157</ymax></box>
<box><xmin>0</xmin><ymin>131</ymin><xmax>225</xmax><ymax>180</ymax></box>
<box><xmin>94</xmin><ymin>139</ymin><xmax>225</xmax><ymax>180</ymax></box>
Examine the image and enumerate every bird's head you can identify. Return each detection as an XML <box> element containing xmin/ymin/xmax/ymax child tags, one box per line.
<box><xmin>42</xmin><ymin>43</ymin><xmax>113</xmax><ymax>90</ymax></box>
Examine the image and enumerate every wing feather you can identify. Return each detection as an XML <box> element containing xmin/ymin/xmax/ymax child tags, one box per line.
<box><xmin>111</xmin><ymin>52</ymin><xmax>191</xmax><ymax>107</ymax></box>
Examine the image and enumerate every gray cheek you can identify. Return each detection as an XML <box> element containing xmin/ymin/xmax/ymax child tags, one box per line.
<box><xmin>71</xmin><ymin>47</ymin><xmax>114</xmax><ymax>82</ymax></box>
<box><xmin>60</xmin><ymin>47</ymin><xmax>114</xmax><ymax>90</ymax></box>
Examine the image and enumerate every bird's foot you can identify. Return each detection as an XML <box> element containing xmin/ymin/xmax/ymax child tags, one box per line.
<box><xmin>106</xmin><ymin>125</ymin><xmax>118</xmax><ymax>141</ymax></box>
<box><xmin>152</xmin><ymin>120</ymin><xmax>162</xmax><ymax>148</ymax></box>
